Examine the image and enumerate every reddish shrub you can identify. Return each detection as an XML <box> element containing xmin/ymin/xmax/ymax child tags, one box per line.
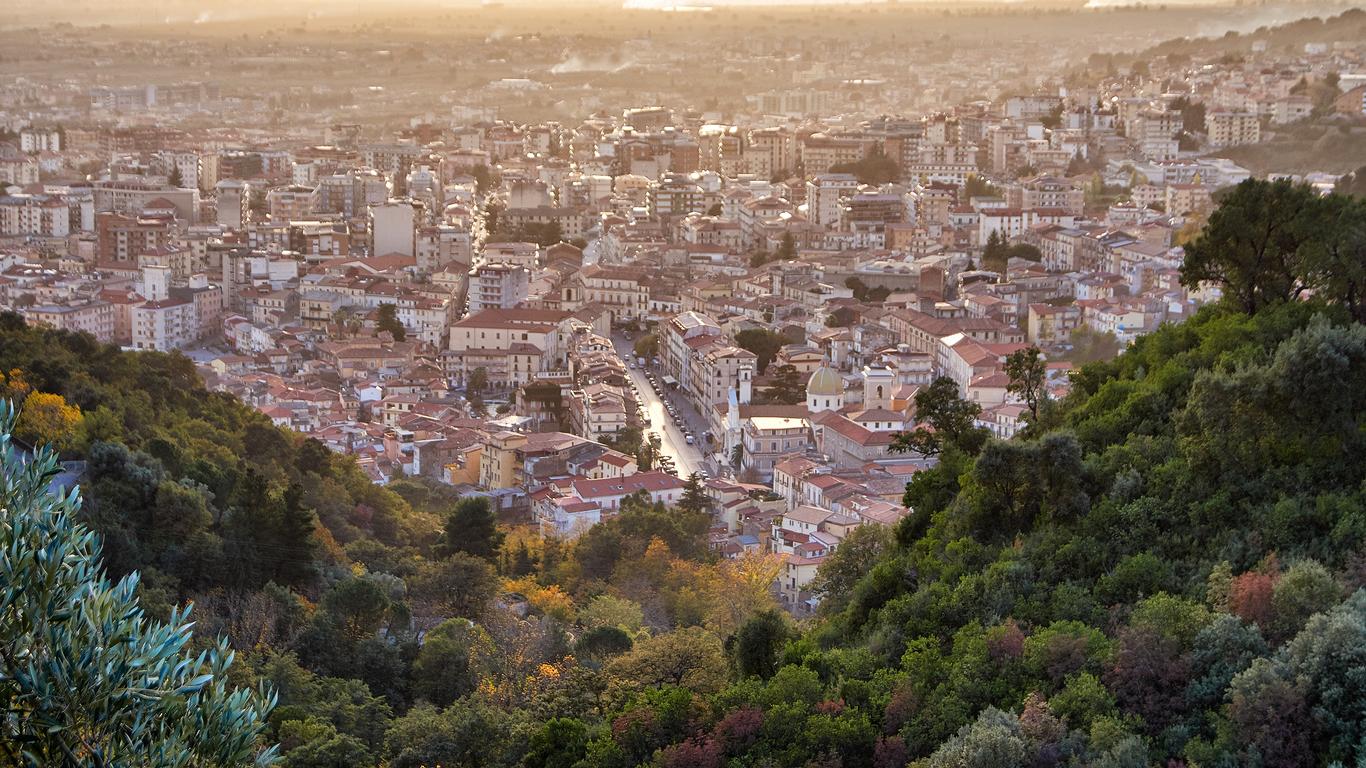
<box><xmin>611</xmin><ymin>707</ymin><xmax>656</xmax><ymax>741</ymax></box>
<box><xmin>1229</xmin><ymin>569</ymin><xmax>1280</xmax><ymax>628</ymax></box>
<box><xmin>1104</xmin><ymin>626</ymin><xmax>1191</xmax><ymax>732</ymax></box>
<box><xmin>658</xmin><ymin>737</ymin><xmax>723</xmax><ymax>768</ymax></box>
<box><xmin>987</xmin><ymin>618</ymin><xmax>1027</xmax><ymax>662</ymax></box>
<box><xmin>712</xmin><ymin>706</ymin><xmax>763</xmax><ymax>752</ymax></box>
<box><xmin>883</xmin><ymin>680</ymin><xmax>920</xmax><ymax>735</ymax></box>
<box><xmin>873</xmin><ymin>735</ymin><xmax>910</xmax><ymax>768</ymax></box>
<box><xmin>814</xmin><ymin>699</ymin><xmax>845</xmax><ymax>715</ymax></box>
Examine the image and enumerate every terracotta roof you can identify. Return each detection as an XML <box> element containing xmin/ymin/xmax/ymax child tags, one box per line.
<box><xmin>572</xmin><ymin>470</ymin><xmax>687</xmax><ymax>498</ymax></box>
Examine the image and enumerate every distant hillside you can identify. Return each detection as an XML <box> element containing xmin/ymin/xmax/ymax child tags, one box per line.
<box><xmin>1212</xmin><ymin>120</ymin><xmax>1366</xmax><ymax>175</ymax></box>
<box><xmin>1136</xmin><ymin>6</ymin><xmax>1366</xmax><ymax>60</ymax></box>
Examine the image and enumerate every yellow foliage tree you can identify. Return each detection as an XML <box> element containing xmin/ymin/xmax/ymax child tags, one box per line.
<box><xmin>0</xmin><ymin>369</ymin><xmax>32</xmax><ymax>401</ymax></box>
<box><xmin>15</xmin><ymin>391</ymin><xmax>83</xmax><ymax>452</ymax></box>
<box><xmin>709</xmin><ymin>552</ymin><xmax>785</xmax><ymax>632</ymax></box>
<box><xmin>1</xmin><ymin>370</ymin><xmax>83</xmax><ymax>451</ymax></box>
<box><xmin>503</xmin><ymin>575</ymin><xmax>575</xmax><ymax>623</ymax></box>
<box><xmin>608</xmin><ymin>536</ymin><xmax>783</xmax><ymax>635</ymax></box>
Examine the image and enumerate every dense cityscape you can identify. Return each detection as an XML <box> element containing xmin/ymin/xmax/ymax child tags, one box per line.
<box><xmin>1</xmin><ymin>2</ymin><xmax>1365</xmax><ymax>767</ymax></box>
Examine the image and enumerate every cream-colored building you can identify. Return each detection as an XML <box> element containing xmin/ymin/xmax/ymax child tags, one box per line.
<box><xmin>23</xmin><ymin>300</ymin><xmax>116</xmax><ymax>343</ymax></box>
<box><xmin>1205</xmin><ymin>111</ymin><xmax>1260</xmax><ymax>148</ymax></box>
<box><xmin>741</xmin><ymin>415</ymin><xmax>811</xmax><ymax>481</ymax></box>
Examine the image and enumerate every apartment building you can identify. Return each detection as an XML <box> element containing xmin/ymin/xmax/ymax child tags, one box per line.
<box><xmin>445</xmin><ymin>308</ymin><xmax>570</xmax><ymax>388</ymax></box>
<box><xmin>689</xmin><ymin>344</ymin><xmax>757</xmax><ymax>411</ymax></box>
<box><xmin>417</xmin><ymin>225</ymin><xmax>473</xmax><ymax>271</ymax></box>
<box><xmin>501</xmin><ymin>206</ymin><xmax>590</xmax><ymax>240</ymax></box>
<box><xmin>23</xmin><ymin>300</ymin><xmax>116</xmax><ymax>343</ymax></box>
<box><xmin>568</xmin><ymin>265</ymin><xmax>649</xmax><ymax>321</ymax></box>
<box><xmin>1205</xmin><ymin>111</ymin><xmax>1261</xmax><ymax>148</ymax></box>
<box><xmin>92</xmin><ymin>180</ymin><xmax>199</xmax><ymax>222</ymax></box>
<box><xmin>800</xmin><ymin>134</ymin><xmax>865</xmax><ymax>174</ymax></box>
<box><xmin>267</xmin><ymin>186</ymin><xmax>317</xmax><ymax>224</ymax></box>
<box><xmin>370</xmin><ymin>199</ymin><xmax>421</xmax><ymax>257</ymax></box>
<box><xmin>742</xmin><ymin>415</ymin><xmax>812</xmax><ymax>482</ymax></box>
<box><xmin>470</xmin><ymin>262</ymin><xmax>531</xmax><ymax>311</ymax></box>
<box><xmin>214</xmin><ymin>180</ymin><xmax>249</xmax><ymax>230</ymax></box>
<box><xmin>1026</xmin><ymin>303</ymin><xmax>1082</xmax><ymax>346</ymax></box>
<box><xmin>132</xmin><ymin>297</ymin><xmax>196</xmax><ymax>351</ymax></box>
<box><xmin>806</xmin><ymin>174</ymin><xmax>859</xmax><ymax>228</ymax></box>
<box><xmin>0</xmin><ymin>194</ymin><xmax>70</xmax><ymax>237</ymax></box>
<box><xmin>648</xmin><ymin>173</ymin><xmax>706</xmax><ymax>220</ymax></box>
<box><xmin>661</xmin><ymin>310</ymin><xmax>723</xmax><ymax>388</ymax></box>
<box><xmin>95</xmin><ymin>211</ymin><xmax>173</xmax><ymax>266</ymax></box>
<box><xmin>1008</xmin><ymin>176</ymin><xmax>1085</xmax><ymax>217</ymax></box>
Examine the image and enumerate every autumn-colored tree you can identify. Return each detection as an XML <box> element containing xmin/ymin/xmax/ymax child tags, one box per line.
<box><xmin>710</xmin><ymin>552</ymin><xmax>784</xmax><ymax>633</ymax></box>
<box><xmin>503</xmin><ymin>576</ymin><xmax>576</xmax><ymax>623</ymax></box>
<box><xmin>15</xmin><ymin>391</ymin><xmax>83</xmax><ymax>451</ymax></box>
<box><xmin>607</xmin><ymin>627</ymin><xmax>729</xmax><ymax>693</ymax></box>
<box><xmin>657</xmin><ymin>736</ymin><xmax>723</xmax><ymax>768</ymax></box>
<box><xmin>0</xmin><ymin>368</ymin><xmax>31</xmax><ymax>400</ymax></box>
<box><xmin>1</xmin><ymin>369</ymin><xmax>82</xmax><ymax>451</ymax></box>
<box><xmin>1229</xmin><ymin>559</ymin><xmax>1281</xmax><ymax>629</ymax></box>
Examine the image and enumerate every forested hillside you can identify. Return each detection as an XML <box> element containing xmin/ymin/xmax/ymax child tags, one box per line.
<box><xmin>2</xmin><ymin>179</ymin><xmax>1365</xmax><ymax>767</ymax></box>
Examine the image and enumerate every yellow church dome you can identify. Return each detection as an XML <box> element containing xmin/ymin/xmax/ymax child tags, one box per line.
<box><xmin>806</xmin><ymin>365</ymin><xmax>843</xmax><ymax>397</ymax></box>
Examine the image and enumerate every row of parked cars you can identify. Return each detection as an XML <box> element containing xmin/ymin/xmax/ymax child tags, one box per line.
<box><xmin>642</xmin><ymin>370</ymin><xmax>695</xmax><ymax>443</ymax></box>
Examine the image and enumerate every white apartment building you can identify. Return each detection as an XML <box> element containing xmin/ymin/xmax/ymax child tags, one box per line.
<box><xmin>132</xmin><ymin>297</ymin><xmax>197</xmax><ymax>351</ymax></box>
<box><xmin>0</xmin><ymin>194</ymin><xmax>70</xmax><ymax>237</ymax></box>
<box><xmin>215</xmin><ymin>180</ymin><xmax>250</xmax><ymax>230</ymax></box>
<box><xmin>806</xmin><ymin>174</ymin><xmax>859</xmax><ymax>228</ymax></box>
<box><xmin>19</xmin><ymin>128</ymin><xmax>61</xmax><ymax>154</ymax></box>
<box><xmin>470</xmin><ymin>262</ymin><xmax>530</xmax><ymax>311</ymax></box>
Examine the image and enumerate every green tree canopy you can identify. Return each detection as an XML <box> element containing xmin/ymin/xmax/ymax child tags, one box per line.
<box><xmin>0</xmin><ymin>402</ymin><xmax>277</xmax><ymax>767</ymax></box>
<box><xmin>734</xmin><ymin>329</ymin><xmax>787</xmax><ymax>375</ymax></box>
<box><xmin>890</xmin><ymin>376</ymin><xmax>988</xmax><ymax>458</ymax></box>
<box><xmin>436</xmin><ymin>496</ymin><xmax>505</xmax><ymax>562</ymax></box>
<box><xmin>1179</xmin><ymin>178</ymin><xmax>1320</xmax><ymax>315</ymax></box>
<box><xmin>376</xmin><ymin>304</ymin><xmax>406</xmax><ymax>342</ymax></box>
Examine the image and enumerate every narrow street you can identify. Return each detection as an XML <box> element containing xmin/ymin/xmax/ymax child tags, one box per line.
<box><xmin>613</xmin><ymin>335</ymin><xmax>707</xmax><ymax>479</ymax></box>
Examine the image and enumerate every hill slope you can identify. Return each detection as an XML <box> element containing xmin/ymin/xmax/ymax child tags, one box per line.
<box><xmin>2</xmin><ymin>211</ymin><xmax>1365</xmax><ymax>766</ymax></box>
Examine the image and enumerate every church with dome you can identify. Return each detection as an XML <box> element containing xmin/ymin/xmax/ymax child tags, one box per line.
<box><xmin>805</xmin><ymin>363</ymin><xmax>843</xmax><ymax>413</ymax></box>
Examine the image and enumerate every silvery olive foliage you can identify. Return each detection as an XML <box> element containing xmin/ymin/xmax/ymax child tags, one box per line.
<box><xmin>0</xmin><ymin>401</ymin><xmax>278</xmax><ymax>767</ymax></box>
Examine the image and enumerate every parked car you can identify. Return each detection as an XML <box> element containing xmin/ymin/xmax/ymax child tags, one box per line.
<box><xmin>684</xmin><ymin>434</ymin><xmax>695</xmax><ymax>445</ymax></box>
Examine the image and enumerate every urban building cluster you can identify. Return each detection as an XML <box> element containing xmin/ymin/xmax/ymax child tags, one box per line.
<box><xmin>2</xmin><ymin>25</ymin><xmax>1363</xmax><ymax>612</ymax></box>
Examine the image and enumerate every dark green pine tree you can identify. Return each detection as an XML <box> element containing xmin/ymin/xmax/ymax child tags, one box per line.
<box><xmin>437</xmin><ymin>497</ymin><xmax>505</xmax><ymax>562</ymax></box>
<box><xmin>275</xmin><ymin>482</ymin><xmax>316</xmax><ymax>587</ymax></box>
<box><xmin>678</xmin><ymin>473</ymin><xmax>708</xmax><ymax>515</ymax></box>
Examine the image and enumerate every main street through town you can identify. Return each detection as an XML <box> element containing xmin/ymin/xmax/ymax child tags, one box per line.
<box><xmin>612</xmin><ymin>334</ymin><xmax>710</xmax><ymax>480</ymax></box>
